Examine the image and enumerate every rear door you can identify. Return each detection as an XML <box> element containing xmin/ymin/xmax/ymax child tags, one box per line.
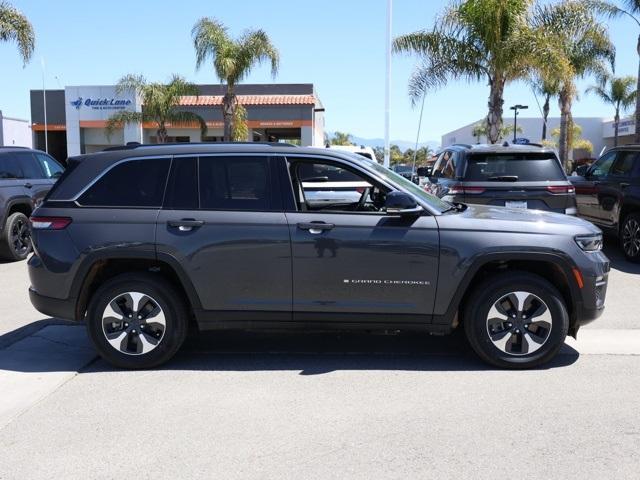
<box><xmin>574</xmin><ymin>151</ymin><xmax>617</xmax><ymax>223</ymax></box>
<box><xmin>596</xmin><ymin>150</ymin><xmax>639</xmax><ymax>227</ymax></box>
<box><xmin>155</xmin><ymin>154</ymin><xmax>292</xmax><ymax>319</ymax></box>
<box><xmin>462</xmin><ymin>152</ymin><xmax>573</xmax><ymax>213</ymax></box>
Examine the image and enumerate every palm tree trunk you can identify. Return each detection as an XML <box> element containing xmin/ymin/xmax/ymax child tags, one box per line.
<box><xmin>222</xmin><ymin>89</ymin><xmax>237</xmax><ymax>142</ymax></box>
<box><xmin>614</xmin><ymin>107</ymin><xmax>620</xmax><ymax>148</ymax></box>
<box><xmin>558</xmin><ymin>87</ymin><xmax>572</xmax><ymax>171</ymax></box>
<box><xmin>635</xmin><ymin>34</ymin><xmax>640</xmax><ymax>143</ymax></box>
<box><xmin>486</xmin><ymin>77</ymin><xmax>505</xmax><ymax>144</ymax></box>
<box><xmin>542</xmin><ymin>94</ymin><xmax>550</xmax><ymax>141</ymax></box>
<box><xmin>157</xmin><ymin>124</ymin><xmax>168</xmax><ymax>143</ymax></box>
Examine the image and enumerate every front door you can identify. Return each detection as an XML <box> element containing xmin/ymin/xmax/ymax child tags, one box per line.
<box><xmin>284</xmin><ymin>156</ymin><xmax>439</xmax><ymax>322</ymax></box>
<box><xmin>596</xmin><ymin>150</ymin><xmax>639</xmax><ymax>227</ymax></box>
<box><xmin>575</xmin><ymin>151</ymin><xmax>617</xmax><ymax>224</ymax></box>
<box><xmin>155</xmin><ymin>155</ymin><xmax>292</xmax><ymax>317</ymax></box>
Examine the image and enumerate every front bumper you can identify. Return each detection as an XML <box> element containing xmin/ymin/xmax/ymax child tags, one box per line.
<box><xmin>29</xmin><ymin>287</ymin><xmax>77</xmax><ymax>321</ymax></box>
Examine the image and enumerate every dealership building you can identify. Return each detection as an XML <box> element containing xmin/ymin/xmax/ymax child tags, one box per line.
<box><xmin>441</xmin><ymin>116</ymin><xmax>636</xmax><ymax>158</ymax></box>
<box><xmin>30</xmin><ymin>83</ymin><xmax>325</xmax><ymax>162</ymax></box>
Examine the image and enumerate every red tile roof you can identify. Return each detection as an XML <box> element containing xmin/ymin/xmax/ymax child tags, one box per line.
<box><xmin>179</xmin><ymin>94</ymin><xmax>316</xmax><ymax>106</ymax></box>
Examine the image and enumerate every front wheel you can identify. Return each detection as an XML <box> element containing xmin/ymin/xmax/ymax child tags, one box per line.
<box><xmin>463</xmin><ymin>272</ymin><xmax>569</xmax><ymax>369</ymax></box>
<box><xmin>86</xmin><ymin>273</ymin><xmax>189</xmax><ymax>369</ymax></box>
<box><xmin>621</xmin><ymin>213</ymin><xmax>640</xmax><ymax>263</ymax></box>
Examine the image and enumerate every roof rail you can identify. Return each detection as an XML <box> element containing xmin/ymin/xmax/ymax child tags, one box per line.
<box><xmin>101</xmin><ymin>141</ymin><xmax>300</xmax><ymax>152</ymax></box>
<box><xmin>0</xmin><ymin>146</ymin><xmax>30</xmax><ymax>150</ymax></box>
<box><xmin>450</xmin><ymin>143</ymin><xmax>472</xmax><ymax>148</ymax></box>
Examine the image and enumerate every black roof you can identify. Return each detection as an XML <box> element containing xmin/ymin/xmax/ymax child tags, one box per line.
<box><xmin>441</xmin><ymin>143</ymin><xmax>555</xmax><ymax>154</ymax></box>
<box><xmin>0</xmin><ymin>146</ymin><xmax>47</xmax><ymax>154</ymax></box>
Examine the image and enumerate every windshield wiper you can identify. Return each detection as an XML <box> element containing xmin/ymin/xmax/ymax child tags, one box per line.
<box><xmin>487</xmin><ymin>175</ymin><xmax>518</xmax><ymax>182</ymax></box>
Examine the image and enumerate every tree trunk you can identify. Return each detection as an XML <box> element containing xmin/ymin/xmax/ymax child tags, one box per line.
<box><xmin>542</xmin><ymin>94</ymin><xmax>550</xmax><ymax>141</ymax></box>
<box><xmin>614</xmin><ymin>107</ymin><xmax>620</xmax><ymax>147</ymax></box>
<box><xmin>222</xmin><ymin>88</ymin><xmax>237</xmax><ymax>142</ymax></box>
<box><xmin>635</xmin><ymin>34</ymin><xmax>640</xmax><ymax>143</ymax></box>
<box><xmin>157</xmin><ymin>123</ymin><xmax>168</xmax><ymax>143</ymax></box>
<box><xmin>486</xmin><ymin>77</ymin><xmax>505</xmax><ymax>144</ymax></box>
<box><xmin>558</xmin><ymin>87</ymin><xmax>573</xmax><ymax>171</ymax></box>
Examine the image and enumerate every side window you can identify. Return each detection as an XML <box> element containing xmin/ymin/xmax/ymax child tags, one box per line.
<box><xmin>0</xmin><ymin>154</ymin><xmax>24</xmax><ymax>179</ymax></box>
<box><xmin>199</xmin><ymin>156</ymin><xmax>272</xmax><ymax>211</ymax></box>
<box><xmin>432</xmin><ymin>152</ymin><xmax>449</xmax><ymax>177</ymax></box>
<box><xmin>14</xmin><ymin>152</ymin><xmax>44</xmax><ymax>179</ymax></box>
<box><xmin>35</xmin><ymin>153</ymin><xmax>64</xmax><ymax>179</ymax></box>
<box><xmin>589</xmin><ymin>152</ymin><xmax>616</xmax><ymax>179</ymax></box>
<box><xmin>291</xmin><ymin>159</ymin><xmax>388</xmax><ymax>213</ymax></box>
<box><xmin>164</xmin><ymin>157</ymin><xmax>198</xmax><ymax>209</ymax></box>
<box><xmin>441</xmin><ymin>151</ymin><xmax>457</xmax><ymax>179</ymax></box>
<box><xmin>79</xmin><ymin>158</ymin><xmax>170</xmax><ymax>207</ymax></box>
<box><xmin>609</xmin><ymin>151</ymin><xmax>638</xmax><ymax>177</ymax></box>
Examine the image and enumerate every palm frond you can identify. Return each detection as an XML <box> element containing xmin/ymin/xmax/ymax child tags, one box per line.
<box><xmin>0</xmin><ymin>1</ymin><xmax>35</xmax><ymax>64</ymax></box>
<box><xmin>168</xmin><ymin>110</ymin><xmax>208</xmax><ymax>138</ymax></box>
<box><xmin>192</xmin><ymin>17</ymin><xmax>231</xmax><ymax>72</ymax></box>
<box><xmin>105</xmin><ymin>110</ymin><xmax>144</xmax><ymax>139</ymax></box>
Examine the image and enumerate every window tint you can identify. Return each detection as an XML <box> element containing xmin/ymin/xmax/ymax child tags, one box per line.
<box><xmin>610</xmin><ymin>151</ymin><xmax>637</xmax><ymax>177</ymax></box>
<box><xmin>14</xmin><ymin>152</ymin><xmax>44</xmax><ymax>179</ymax></box>
<box><xmin>434</xmin><ymin>151</ymin><xmax>455</xmax><ymax>178</ymax></box>
<box><xmin>35</xmin><ymin>153</ymin><xmax>64</xmax><ymax>179</ymax></box>
<box><xmin>464</xmin><ymin>153</ymin><xmax>566</xmax><ymax>181</ymax></box>
<box><xmin>79</xmin><ymin>158</ymin><xmax>170</xmax><ymax>207</ymax></box>
<box><xmin>0</xmin><ymin>154</ymin><xmax>24</xmax><ymax>179</ymax></box>
<box><xmin>589</xmin><ymin>152</ymin><xmax>616</xmax><ymax>178</ymax></box>
<box><xmin>165</xmin><ymin>157</ymin><xmax>198</xmax><ymax>209</ymax></box>
<box><xmin>199</xmin><ymin>156</ymin><xmax>272</xmax><ymax>211</ymax></box>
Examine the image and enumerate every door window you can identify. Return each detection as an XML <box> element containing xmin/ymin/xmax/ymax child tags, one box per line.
<box><xmin>35</xmin><ymin>153</ymin><xmax>64</xmax><ymax>179</ymax></box>
<box><xmin>78</xmin><ymin>158</ymin><xmax>170</xmax><ymax>207</ymax></box>
<box><xmin>609</xmin><ymin>151</ymin><xmax>638</xmax><ymax>177</ymax></box>
<box><xmin>13</xmin><ymin>152</ymin><xmax>44</xmax><ymax>179</ymax></box>
<box><xmin>290</xmin><ymin>159</ymin><xmax>388</xmax><ymax>213</ymax></box>
<box><xmin>164</xmin><ymin>157</ymin><xmax>198</xmax><ymax>209</ymax></box>
<box><xmin>199</xmin><ymin>156</ymin><xmax>272</xmax><ymax>211</ymax></box>
<box><xmin>0</xmin><ymin>154</ymin><xmax>24</xmax><ymax>179</ymax></box>
<box><xmin>588</xmin><ymin>152</ymin><xmax>616</xmax><ymax>179</ymax></box>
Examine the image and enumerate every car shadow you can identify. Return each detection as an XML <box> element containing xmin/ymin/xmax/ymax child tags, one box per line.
<box><xmin>0</xmin><ymin>324</ymin><xmax>580</xmax><ymax>375</ymax></box>
<box><xmin>603</xmin><ymin>236</ymin><xmax>640</xmax><ymax>274</ymax></box>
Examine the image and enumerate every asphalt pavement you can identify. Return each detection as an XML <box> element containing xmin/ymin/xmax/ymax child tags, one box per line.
<box><xmin>0</xmin><ymin>237</ymin><xmax>639</xmax><ymax>479</ymax></box>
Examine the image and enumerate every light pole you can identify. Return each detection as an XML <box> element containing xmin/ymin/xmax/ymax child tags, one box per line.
<box><xmin>384</xmin><ymin>0</ymin><xmax>392</xmax><ymax>168</ymax></box>
<box><xmin>509</xmin><ymin>104</ymin><xmax>528</xmax><ymax>143</ymax></box>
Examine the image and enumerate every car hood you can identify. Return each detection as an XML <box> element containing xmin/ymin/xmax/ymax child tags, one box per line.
<box><xmin>437</xmin><ymin>203</ymin><xmax>600</xmax><ymax>236</ymax></box>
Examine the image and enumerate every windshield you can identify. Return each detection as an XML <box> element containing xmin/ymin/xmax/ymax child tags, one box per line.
<box><xmin>464</xmin><ymin>153</ymin><xmax>566</xmax><ymax>182</ymax></box>
<box><xmin>366</xmin><ymin>161</ymin><xmax>451</xmax><ymax>212</ymax></box>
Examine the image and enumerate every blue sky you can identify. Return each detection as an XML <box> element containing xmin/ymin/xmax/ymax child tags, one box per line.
<box><xmin>0</xmin><ymin>0</ymin><xmax>638</xmax><ymax>144</ymax></box>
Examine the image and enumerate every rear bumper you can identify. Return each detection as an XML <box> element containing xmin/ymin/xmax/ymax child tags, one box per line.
<box><xmin>29</xmin><ymin>287</ymin><xmax>77</xmax><ymax>321</ymax></box>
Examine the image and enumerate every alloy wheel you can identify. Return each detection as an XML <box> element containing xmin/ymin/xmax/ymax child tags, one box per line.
<box><xmin>101</xmin><ymin>292</ymin><xmax>166</xmax><ymax>355</ymax></box>
<box><xmin>486</xmin><ymin>291</ymin><xmax>552</xmax><ymax>356</ymax></box>
<box><xmin>10</xmin><ymin>217</ymin><xmax>30</xmax><ymax>256</ymax></box>
<box><xmin>622</xmin><ymin>218</ymin><xmax>640</xmax><ymax>258</ymax></box>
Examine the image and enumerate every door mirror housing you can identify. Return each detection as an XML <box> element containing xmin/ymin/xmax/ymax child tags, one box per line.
<box><xmin>385</xmin><ymin>191</ymin><xmax>422</xmax><ymax>216</ymax></box>
<box><xmin>574</xmin><ymin>164</ymin><xmax>589</xmax><ymax>177</ymax></box>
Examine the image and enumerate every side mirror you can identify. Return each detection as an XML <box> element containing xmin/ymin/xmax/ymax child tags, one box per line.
<box><xmin>416</xmin><ymin>167</ymin><xmax>429</xmax><ymax>177</ymax></box>
<box><xmin>385</xmin><ymin>191</ymin><xmax>422</xmax><ymax>216</ymax></box>
<box><xmin>574</xmin><ymin>164</ymin><xmax>588</xmax><ymax>177</ymax></box>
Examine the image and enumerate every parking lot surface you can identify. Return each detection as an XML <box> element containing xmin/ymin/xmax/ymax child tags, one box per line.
<box><xmin>0</xmin><ymin>239</ymin><xmax>639</xmax><ymax>479</ymax></box>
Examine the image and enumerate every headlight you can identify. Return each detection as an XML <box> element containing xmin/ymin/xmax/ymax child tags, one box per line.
<box><xmin>575</xmin><ymin>233</ymin><xmax>603</xmax><ymax>252</ymax></box>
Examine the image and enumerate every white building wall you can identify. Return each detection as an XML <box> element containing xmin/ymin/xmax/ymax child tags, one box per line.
<box><xmin>0</xmin><ymin>112</ymin><xmax>32</xmax><ymax>147</ymax></box>
<box><xmin>313</xmin><ymin>110</ymin><xmax>325</xmax><ymax>146</ymax></box>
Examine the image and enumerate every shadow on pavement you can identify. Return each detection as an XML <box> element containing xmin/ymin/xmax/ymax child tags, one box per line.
<box><xmin>604</xmin><ymin>237</ymin><xmax>640</xmax><ymax>275</ymax></box>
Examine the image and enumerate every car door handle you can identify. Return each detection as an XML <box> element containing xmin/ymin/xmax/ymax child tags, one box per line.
<box><xmin>167</xmin><ymin>219</ymin><xmax>204</xmax><ymax>232</ymax></box>
<box><xmin>24</xmin><ymin>183</ymin><xmax>33</xmax><ymax>189</ymax></box>
<box><xmin>297</xmin><ymin>222</ymin><xmax>335</xmax><ymax>234</ymax></box>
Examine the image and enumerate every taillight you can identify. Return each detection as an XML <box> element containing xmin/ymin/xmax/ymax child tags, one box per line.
<box><xmin>30</xmin><ymin>216</ymin><xmax>72</xmax><ymax>230</ymax></box>
<box><xmin>448</xmin><ymin>184</ymin><xmax>486</xmax><ymax>195</ymax></box>
<box><xmin>547</xmin><ymin>185</ymin><xmax>575</xmax><ymax>194</ymax></box>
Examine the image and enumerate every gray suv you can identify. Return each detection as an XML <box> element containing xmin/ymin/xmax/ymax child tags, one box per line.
<box><xmin>28</xmin><ymin>144</ymin><xmax>608</xmax><ymax>369</ymax></box>
<box><xmin>0</xmin><ymin>147</ymin><xmax>64</xmax><ymax>261</ymax></box>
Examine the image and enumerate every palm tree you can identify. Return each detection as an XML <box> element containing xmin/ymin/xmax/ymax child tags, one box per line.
<box><xmin>330</xmin><ymin>131</ymin><xmax>354</xmax><ymax>146</ymax></box>
<box><xmin>0</xmin><ymin>1</ymin><xmax>35</xmax><ymax>64</ymax></box>
<box><xmin>532</xmin><ymin>1</ymin><xmax>614</xmax><ymax>169</ymax></box>
<box><xmin>192</xmin><ymin>18</ymin><xmax>279</xmax><ymax>141</ymax></box>
<box><xmin>472</xmin><ymin>122</ymin><xmax>522</xmax><ymax>143</ymax></box>
<box><xmin>586</xmin><ymin>72</ymin><xmax>637</xmax><ymax>146</ymax></box>
<box><xmin>531</xmin><ymin>75</ymin><xmax>561</xmax><ymax>140</ymax></box>
<box><xmin>393</xmin><ymin>0</ymin><xmax>567</xmax><ymax>144</ymax></box>
<box><xmin>106</xmin><ymin>74</ymin><xmax>207</xmax><ymax>144</ymax></box>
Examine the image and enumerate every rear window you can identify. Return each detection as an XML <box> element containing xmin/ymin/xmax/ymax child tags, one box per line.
<box><xmin>78</xmin><ymin>158</ymin><xmax>170</xmax><ymax>207</ymax></box>
<box><xmin>464</xmin><ymin>153</ymin><xmax>565</xmax><ymax>182</ymax></box>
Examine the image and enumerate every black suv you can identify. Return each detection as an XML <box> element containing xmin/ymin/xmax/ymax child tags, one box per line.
<box><xmin>0</xmin><ymin>147</ymin><xmax>64</xmax><ymax>261</ymax></box>
<box><xmin>570</xmin><ymin>145</ymin><xmax>640</xmax><ymax>262</ymax></box>
<box><xmin>426</xmin><ymin>144</ymin><xmax>577</xmax><ymax>215</ymax></box>
<box><xmin>28</xmin><ymin>144</ymin><xmax>608</xmax><ymax>369</ymax></box>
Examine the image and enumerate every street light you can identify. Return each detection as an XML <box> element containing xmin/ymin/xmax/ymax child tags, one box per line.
<box><xmin>509</xmin><ymin>104</ymin><xmax>528</xmax><ymax>143</ymax></box>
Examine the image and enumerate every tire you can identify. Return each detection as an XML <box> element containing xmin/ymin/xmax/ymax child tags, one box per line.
<box><xmin>620</xmin><ymin>213</ymin><xmax>640</xmax><ymax>263</ymax></box>
<box><xmin>463</xmin><ymin>271</ymin><xmax>569</xmax><ymax>369</ymax></box>
<box><xmin>0</xmin><ymin>212</ymin><xmax>32</xmax><ymax>262</ymax></box>
<box><xmin>86</xmin><ymin>273</ymin><xmax>189</xmax><ymax>369</ymax></box>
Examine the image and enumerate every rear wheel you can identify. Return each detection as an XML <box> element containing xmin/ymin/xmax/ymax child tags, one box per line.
<box><xmin>621</xmin><ymin>213</ymin><xmax>640</xmax><ymax>263</ymax></box>
<box><xmin>463</xmin><ymin>272</ymin><xmax>569</xmax><ymax>369</ymax></box>
<box><xmin>86</xmin><ymin>273</ymin><xmax>189</xmax><ymax>369</ymax></box>
<box><xmin>0</xmin><ymin>212</ymin><xmax>32</xmax><ymax>261</ymax></box>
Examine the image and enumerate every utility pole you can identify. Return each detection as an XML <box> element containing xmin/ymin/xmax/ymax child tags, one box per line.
<box><xmin>41</xmin><ymin>58</ymin><xmax>48</xmax><ymax>153</ymax></box>
<box><xmin>384</xmin><ymin>0</ymin><xmax>392</xmax><ymax>168</ymax></box>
